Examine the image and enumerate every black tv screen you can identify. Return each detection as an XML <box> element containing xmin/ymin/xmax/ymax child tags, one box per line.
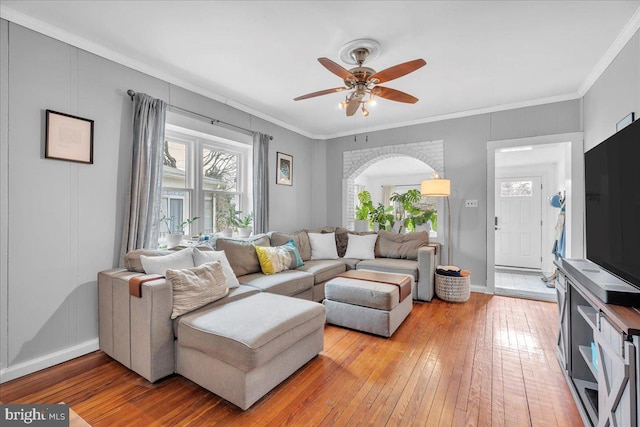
<box><xmin>585</xmin><ymin>118</ymin><xmax>640</xmax><ymax>290</ymax></box>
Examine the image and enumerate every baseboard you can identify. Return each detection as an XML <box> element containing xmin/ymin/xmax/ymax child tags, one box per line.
<box><xmin>0</xmin><ymin>338</ymin><xmax>99</xmax><ymax>384</ymax></box>
<box><xmin>470</xmin><ymin>284</ymin><xmax>491</xmax><ymax>294</ymax></box>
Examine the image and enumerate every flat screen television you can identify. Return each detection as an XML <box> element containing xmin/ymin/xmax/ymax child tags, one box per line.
<box><xmin>585</xmin><ymin>117</ymin><xmax>640</xmax><ymax>291</ymax></box>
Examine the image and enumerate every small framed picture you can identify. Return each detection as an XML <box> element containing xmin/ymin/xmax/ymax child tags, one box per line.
<box><xmin>616</xmin><ymin>112</ymin><xmax>635</xmax><ymax>132</ymax></box>
<box><xmin>45</xmin><ymin>109</ymin><xmax>94</xmax><ymax>164</ymax></box>
<box><xmin>276</xmin><ymin>152</ymin><xmax>293</xmax><ymax>186</ymax></box>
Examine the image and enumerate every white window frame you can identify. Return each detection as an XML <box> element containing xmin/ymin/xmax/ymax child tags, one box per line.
<box><xmin>163</xmin><ymin>125</ymin><xmax>252</xmax><ymax>236</ymax></box>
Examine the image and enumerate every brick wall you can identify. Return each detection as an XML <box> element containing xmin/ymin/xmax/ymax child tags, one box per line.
<box><xmin>343</xmin><ymin>140</ymin><xmax>444</xmax><ymax>228</ymax></box>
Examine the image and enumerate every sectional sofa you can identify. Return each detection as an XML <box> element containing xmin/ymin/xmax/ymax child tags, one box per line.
<box><xmin>98</xmin><ymin>227</ymin><xmax>440</xmax><ymax>409</ymax></box>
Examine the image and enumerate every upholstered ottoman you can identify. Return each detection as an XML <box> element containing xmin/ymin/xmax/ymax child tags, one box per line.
<box><xmin>175</xmin><ymin>292</ymin><xmax>326</xmax><ymax>410</ymax></box>
<box><xmin>323</xmin><ymin>270</ymin><xmax>414</xmax><ymax>338</ymax></box>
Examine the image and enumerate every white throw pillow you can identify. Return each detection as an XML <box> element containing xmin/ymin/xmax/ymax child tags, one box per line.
<box><xmin>140</xmin><ymin>247</ymin><xmax>195</xmax><ymax>275</ymax></box>
<box><xmin>192</xmin><ymin>248</ymin><xmax>240</xmax><ymax>288</ymax></box>
<box><xmin>308</xmin><ymin>232</ymin><xmax>339</xmax><ymax>260</ymax></box>
<box><xmin>344</xmin><ymin>233</ymin><xmax>378</xmax><ymax>260</ymax></box>
<box><xmin>166</xmin><ymin>261</ymin><xmax>229</xmax><ymax>319</ymax></box>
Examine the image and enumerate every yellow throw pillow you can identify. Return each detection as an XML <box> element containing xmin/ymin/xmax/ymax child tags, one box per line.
<box><xmin>255</xmin><ymin>242</ymin><xmax>303</xmax><ymax>275</ymax></box>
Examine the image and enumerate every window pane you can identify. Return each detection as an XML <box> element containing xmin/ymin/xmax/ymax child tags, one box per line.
<box><xmin>163</xmin><ymin>140</ymin><xmax>187</xmax><ymax>188</ymax></box>
<box><xmin>160</xmin><ymin>190</ymin><xmax>191</xmax><ymax>234</ymax></box>
<box><xmin>204</xmin><ymin>192</ymin><xmax>240</xmax><ymax>233</ymax></box>
<box><xmin>203</xmin><ymin>147</ymin><xmax>238</xmax><ymax>192</ymax></box>
<box><xmin>500</xmin><ymin>181</ymin><xmax>532</xmax><ymax>197</ymax></box>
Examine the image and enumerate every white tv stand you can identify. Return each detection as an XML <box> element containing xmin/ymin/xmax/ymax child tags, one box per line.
<box><xmin>556</xmin><ymin>258</ymin><xmax>640</xmax><ymax>426</ymax></box>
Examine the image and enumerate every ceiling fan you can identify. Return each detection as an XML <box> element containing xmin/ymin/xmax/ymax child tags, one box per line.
<box><xmin>293</xmin><ymin>39</ymin><xmax>426</xmax><ymax>117</ymax></box>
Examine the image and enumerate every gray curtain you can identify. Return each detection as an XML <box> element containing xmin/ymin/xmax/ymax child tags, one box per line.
<box><xmin>253</xmin><ymin>132</ymin><xmax>270</xmax><ymax>234</ymax></box>
<box><xmin>120</xmin><ymin>93</ymin><xmax>167</xmax><ymax>260</ymax></box>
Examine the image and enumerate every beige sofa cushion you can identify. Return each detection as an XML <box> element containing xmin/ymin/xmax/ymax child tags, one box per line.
<box><xmin>166</xmin><ymin>261</ymin><xmax>229</xmax><ymax>319</ymax></box>
<box><xmin>176</xmin><ymin>293</ymin><xmax>326</xmax><ymax>371</ymax></box>
<box><xmin>357</xmin><ymin>258</ymin><xmax>419</xmax><ymax>279</ymax></box>
<box><xmin>375</xmin><ymin>230</ymin><xmax>429</xmax><ymax>260</ymax></box>
<box><xmin>269</xmin><ymin>231</ymin><xmax>310</xmax><ymax>262</ymax></box>
<box><xmin>238</xmin><ymin>270</ymin><xmax>314</xmax><ymax>297</ymax></box>
<box><xmin>296</xmin><ymin>260</ymin><xmax>346</xmax><ymax>285</ymax></box>
<box><xmin>124</xmin><ymin>248</ymin><xmax>172</xmax><ymax>272</ymax></box>
<box><xmin>215</xmin><ymin>235</ymin><xmax>270</xmax><ymax>277</ymax></box>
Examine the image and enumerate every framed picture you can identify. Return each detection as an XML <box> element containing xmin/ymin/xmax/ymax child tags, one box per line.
<box><xmin>616</xmin><ymin>112</ymin><xmax>635</xmax><ymax>132</ymax></box>
<box><xmin>45</xmin><ymin>109</ymin><xmax>94</xmax><ymax>164</ymax></box>
<box><xmin>276</xmin><ymin>152</ymin><xmax>293</xmax><ymax>186</ymax></box>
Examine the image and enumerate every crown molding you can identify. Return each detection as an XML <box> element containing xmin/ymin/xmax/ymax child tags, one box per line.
<box><xmin>318</xmin><ymin>93</ymin><xmax>581</xmax><ymax>140</ymax></box>
<box><xmin>0</xmin><ymin>5</ymin><xmax>315</xmax><ymax>139</ymax></box>
<box><xmin>578</xmin><ymin>5</ymin><xmax>640</xmax><ymax>96</ymax></box>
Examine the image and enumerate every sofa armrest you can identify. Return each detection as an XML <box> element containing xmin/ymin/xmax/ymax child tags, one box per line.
<box><xmin>416</xmin><ymin>246</ymin><xmax>437</xmax><ymax>301</ymax></box>
<box><xmin>130</xmin><ymin>277</ymin><xmax>175</xmax><ymax>382</ymax></box>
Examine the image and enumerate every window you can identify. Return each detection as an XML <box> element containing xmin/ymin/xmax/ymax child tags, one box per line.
<box><xmin>160</xmin><ymin>126</ymin><xmax>251</xmax><ymax>244</ymax></box>
<box><xmin>500</xmin><ymin>181</ymin><xmax>533</xmax><ymax>197</ymax></box>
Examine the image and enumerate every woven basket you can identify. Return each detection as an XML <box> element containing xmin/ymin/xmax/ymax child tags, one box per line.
<box><xmin>435</xmin><ymin>271</ymin><xmax>471</xmax><ymax>303</ymax></box>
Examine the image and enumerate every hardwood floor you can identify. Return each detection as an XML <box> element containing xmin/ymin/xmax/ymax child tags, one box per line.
<box><xmin>0</xmin><ymin>293</ymin><xmax>582</xmax><ymax>426</ymax></box>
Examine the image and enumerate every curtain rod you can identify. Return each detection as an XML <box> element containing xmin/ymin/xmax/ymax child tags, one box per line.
<box><xmin>381</xmin><ymin>184</ymin><xmax>421</xmax><ymax>188</ymax></box>
<box><xmin>126</xmin><ymin>90</ymin><xmax>272</xmax><ymax>140</ymax></box>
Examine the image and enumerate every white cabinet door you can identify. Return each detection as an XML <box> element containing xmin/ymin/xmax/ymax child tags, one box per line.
<box><xmin>595</xmin><ymin>315</ymin><xmax>637</xmax><ymax>427</ymax></box>
<box><xmin>556</xmin><ymin>271</ymin><xmax>569</xmax><ymax>372</ymax></box>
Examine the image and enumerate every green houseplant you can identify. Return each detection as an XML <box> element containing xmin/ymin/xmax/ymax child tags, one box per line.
<box><xmin>160</xmin><ymin>215</ymin><xmax>199</xmax><ymax>247</ymax></box>
<box><xmin>221</xmin><ymin>207</ymin><xmax>254</xmax><ymax>238</ymax></box>
<box><xmin>369</xmin><ymin>203</ymin><xmax>394</xmax><ymax>231</ymax></box>
<box><xmin>354</xmin><ymin>190</ymin><xmax>374</xmax><ymax>231</ymax></box>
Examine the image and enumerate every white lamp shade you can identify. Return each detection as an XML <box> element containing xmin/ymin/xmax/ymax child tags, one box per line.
<box><xmin>421</xmin><ymin>178</ymin><xmax>451</xmax><ymax>197</ymax></box>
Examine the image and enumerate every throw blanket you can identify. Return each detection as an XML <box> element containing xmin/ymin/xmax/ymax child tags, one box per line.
<box><xmin>337</xmin><ymin>270</ymin><xmax>412</xmax><ymax>302</ymax></box>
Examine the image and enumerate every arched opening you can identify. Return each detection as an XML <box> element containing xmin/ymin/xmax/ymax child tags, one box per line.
<box><xmin>342</xmin><ymin>141</ymin><xmax>445</xmax><ymax>233</ymax></box>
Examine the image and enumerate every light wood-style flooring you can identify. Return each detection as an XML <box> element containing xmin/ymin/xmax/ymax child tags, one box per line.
<box><xmin>0</xmin><ymin>293</ymin><xmax>582</xmax><ymax>426</ymax></box>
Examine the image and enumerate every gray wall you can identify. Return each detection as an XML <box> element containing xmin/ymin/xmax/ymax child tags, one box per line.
<box><xmin>326</xmin><ymin>100</ymin><xmax>582</xmax><ymax>289</ymax></box>
<box><xmin>584</xmin><ymin>30</ymin><xmax>640</xmax><ymax>151</ymax></box>
<box><xmin>0</xmin><ymin>21</ymin><xmax>318</xmax><ymax>381</ymax></box>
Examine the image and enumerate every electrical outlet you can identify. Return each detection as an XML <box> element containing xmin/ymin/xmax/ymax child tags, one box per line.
<box><xmin>465</xmin><ymin>200</ymin><xmax>478</xmax><ymax>208</ymax></box>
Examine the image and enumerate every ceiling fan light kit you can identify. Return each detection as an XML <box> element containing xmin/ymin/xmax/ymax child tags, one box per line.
<box><xmin>294</xmin><ymin>38</ymin><xmax>426</xmax><ymax>117</ymax></box>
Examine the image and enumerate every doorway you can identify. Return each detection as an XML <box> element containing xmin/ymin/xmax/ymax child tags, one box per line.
<box><xmin>495</xmin><ymin>175</ymin><xmax>542</xmax><ymax>269</ymax></box>
<box><xmin>486</xmin><ymin>134</ymin><xmax>585</xmax><ymax>302</ymax></box>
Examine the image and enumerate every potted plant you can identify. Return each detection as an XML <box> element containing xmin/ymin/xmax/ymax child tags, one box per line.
<box><xmin>389</xmin><ymin>189</ymin><xmax>421</xmax><ymax>232</ymax></box>
<box><xmin>354</xmin><ymin>190</ymin><xmax>374</xmax><ymax>231</ymax></box>
<box><xmin>369</xmin><ymin>203</ymin><xmax>394</xmax><ymax>231</ymax></box>
<box><xmin>221</xmin><ymin>206</ymin><xmax>242</xmax><ymax>237</ymax></box>
<box><xmin>160</xmin><ymin>215</ymin><xmax>199</xmax><ymax>247</ymax></box>
<box><xmin>406</xmin><ymin>208</ymin><xmax>435</xmax><ymax>232</ymax></box>
<box><xmin>236</xmin><ymin>211</ymin><xmax>254</xmax><ymax>238</ymax></box>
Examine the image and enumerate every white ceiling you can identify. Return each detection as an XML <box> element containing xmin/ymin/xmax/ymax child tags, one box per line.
<box><xmin>2</xmin><ymin>1</ymin><xmax>640</xmax><ymax>139</ymax></box>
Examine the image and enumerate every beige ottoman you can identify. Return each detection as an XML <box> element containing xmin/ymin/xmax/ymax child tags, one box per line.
<box><xmin>323</xmin><ymin>271</ymin><xmax>414</xmax><ymax>337</ymax></box>
<box><xmin>175</xmin><ymin>293</ymin><xmax>326</xmax><ymax>410</ymax></box>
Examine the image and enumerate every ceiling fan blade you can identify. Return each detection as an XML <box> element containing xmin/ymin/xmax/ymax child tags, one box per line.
<box><xmin>293</xmin><ymin>87</ymin><xmax>347</xmax><ymax>101</ymax></box>
<box><xmin>318</xmin><ymin>57</ymin><xmax>356</xmax><ymax>81</ymax></box>
<box><xmin>373</xmin><ymin>86</ymin><xmax>419</xmax><ymax>104</ymax></box>
<box><xmin>346</xmin><ymin>99</ymin><xmax>359</xmax><ymax>116</ymax></box>
<box><xmin>368</xmin><ymin>59</ymin><xmax>426</xmax><ymax>84</ymax></box>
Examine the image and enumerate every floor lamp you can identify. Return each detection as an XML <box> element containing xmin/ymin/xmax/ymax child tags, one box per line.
<box><xmin>421</xmin><ymin>173</ymin><xmax>451</xmax><ymax>265</ymax></box>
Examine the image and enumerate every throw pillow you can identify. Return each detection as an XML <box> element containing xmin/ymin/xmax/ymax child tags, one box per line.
<box><xmin>308</xmin><ymin>232</ymin><xmax>339</xmax><ymax>260</ymax></box>
<box><xmin>343</xmin><ymin>233</ymin><xmax>378</xmax><ymax>259</ymax></box>
<box><xmin>375</xmin><ymin>230</ymin><xmax>429</xmax><ymax>260</ymax></box>
<box><xmin>255</xmin><ymin>241</ymin><xmax>304</xmax><ymax>275</ymax></box>
<box><xmin>166</xmin><ymin>261</ymin><xmax>229</xmax><ymax>319</ymax></box>
<box><xmin>214</xmin><ymin>235</ymin><xmax>270</xmax><ymax>277</ymax></box>
<box><xmin>192</xmin><ymin>248</ymin><xmax>240</xmax><ymax>288</ymax></box>
<box><xmin>123</xmin><ymin>249</ymin><xmax>172</xmax><ymax>273</ymax></box>
<box><xmin>140</xmin><ymin>247</ymin><xmax>195</xmax><ymax>275</ymax></box>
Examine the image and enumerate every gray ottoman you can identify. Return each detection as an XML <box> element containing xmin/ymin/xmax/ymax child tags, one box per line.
<box><xmin>175</xmin><ymin>292</ymin><xmax>326</xmax><ymax>410</ymax></box>
<box><xmin>323</xmin><ymin>271</ymin><xmax>414</xmax><ymax>337</ymax></box>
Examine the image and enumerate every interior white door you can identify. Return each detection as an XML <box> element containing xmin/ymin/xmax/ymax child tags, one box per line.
<box><xmin>495</xmin><ymin>176</ymin><xmax>542</xmax><ymax>269</ymax></box>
